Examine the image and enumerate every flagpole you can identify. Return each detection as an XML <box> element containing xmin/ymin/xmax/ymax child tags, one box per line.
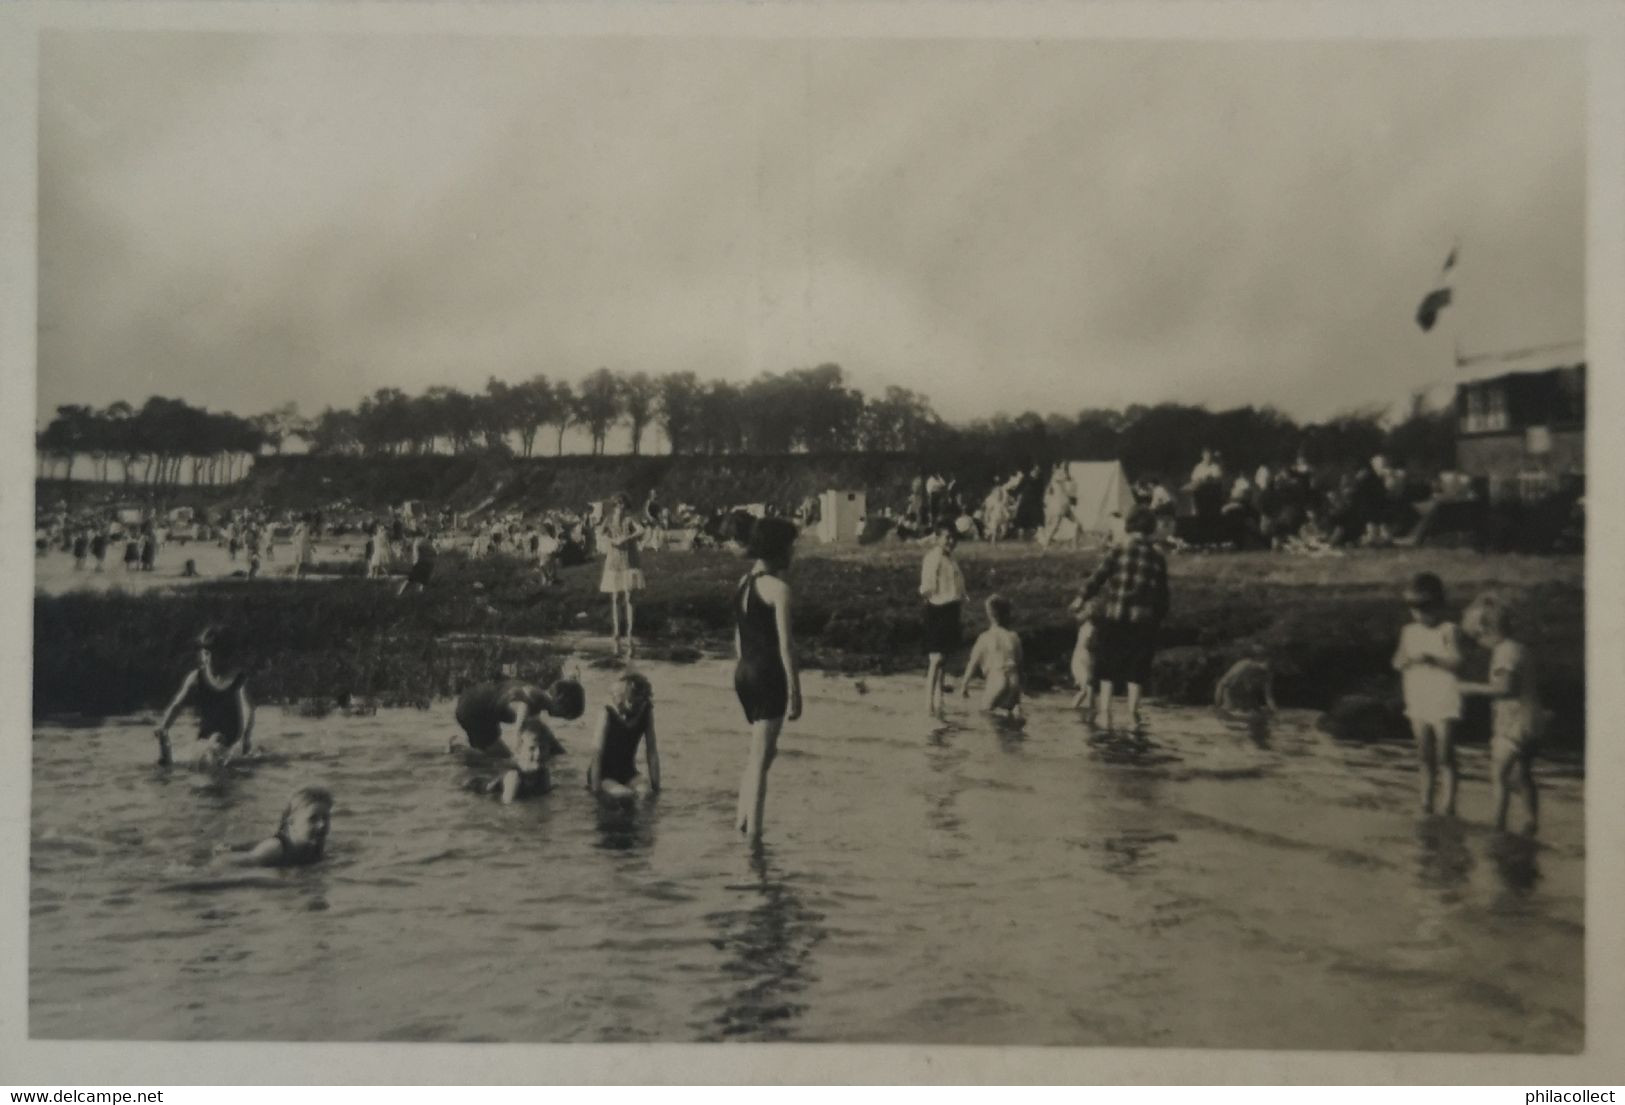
<box><xmin>1446</xmin><ymin>238</ymin><xmax>1462</xmax><ymax>370</ymax></box>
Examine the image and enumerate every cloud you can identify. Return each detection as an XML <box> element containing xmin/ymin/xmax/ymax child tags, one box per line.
<box><xmin>37</xmin><ymin>33</ymin><xmax>1583</xmax><ymax>429</ymax></box>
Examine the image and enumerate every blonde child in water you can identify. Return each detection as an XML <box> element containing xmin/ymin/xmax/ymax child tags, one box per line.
<box><xmin>587</xmin><ymin>669</ymin><xmax>661</xmax><ymax>800</ymax></box>
<box><xmin>1392</xmin><ymin>572</ymin><xmax>1463</xmax><ymax>816</ymax></box>
<box><xmin>228</xmin><ymin>786</ymin><xmax>333</xmax><ymax>867</ymax></box>
<box><xmin>1458</xmin><ymin>594</ymin><xmax>1545</xmax><ymax>835</ymax></box>
<box><xmin>961</xmin><ymin>594</ymin><xmax>1024</xmax><ymax>719</ymax></box>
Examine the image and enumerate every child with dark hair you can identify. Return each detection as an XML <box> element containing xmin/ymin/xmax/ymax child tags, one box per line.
<box><xmin>451</xmin><ymin>675</ymin><xmax>584</xmax><ymax>762</ymax></box>
<box><xmin>154</xmin><ymin>627</ymin><xmax>254</xmax><ymax>768</ymax></box>
<box><xmin>588</xmin><ymin>669</ymin><xmax>661</xmax><ymax>799</ymax></box>
<box><xmin>734</xmin><ymin>516</ymin><xmax>801</xmax><ymax>844</ymax></box>
<box><xmin>919</xmin><ymin>522</ymin><xmax>967</xmax><ymax>717</ymax></box>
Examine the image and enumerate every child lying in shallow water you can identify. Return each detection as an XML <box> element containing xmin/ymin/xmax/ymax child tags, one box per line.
<box><xmin>228</xmin><ymin>786</ymin><xmax>333</xmax><ymax>867</ymax></box>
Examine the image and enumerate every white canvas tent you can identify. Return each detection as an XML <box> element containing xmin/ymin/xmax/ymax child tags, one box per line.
<box><xmin>1047</xmin><ymin>461</ymin><xmax>1133</xmax><ymax>543</ymax></box>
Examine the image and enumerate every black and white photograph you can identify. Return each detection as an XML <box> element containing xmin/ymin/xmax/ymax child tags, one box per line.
<box><xmin>4</xmin><ymin>0</ymin><xmax>1624</xmax><ymax>1085</ymax></box>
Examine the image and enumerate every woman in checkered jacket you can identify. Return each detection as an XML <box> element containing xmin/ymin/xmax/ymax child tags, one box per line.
<box><xmin>1075</xmin><ymin>507</ymin><xmax>1170</xmax><ymax>732</ymax></box>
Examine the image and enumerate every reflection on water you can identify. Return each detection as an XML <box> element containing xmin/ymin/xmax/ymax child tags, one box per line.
<box><xmin>29</xmin><ymin>657</ymin><xmax>1584</xmax><ymax>1049</ymax></box>
<box><xmin>1415</xmin><ymin>817</ymin><xmax>1475</xmax><ymax>892</ymax></box>
<box><xmin>594</xmin><ymin>796</ymin><xmax>658</xmax><ymax>853</ymax></box>
<box><xmin>700</xmin><ymin>848</ymin><xmax>826</xmax><ymax>1041</ymax></box>
<box><xmin>1487</xmin><ymin>834</ymin><xmax>1542</xmax><ymax>900</ymax></box>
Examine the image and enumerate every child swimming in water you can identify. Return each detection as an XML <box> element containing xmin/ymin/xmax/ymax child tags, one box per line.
<box><xmin>961</xmin><ymin>594</ymin><xmax>1024</xmax><ymax>719</ymax></box>
<box><xmin>1067</xmin><ymin>596</ymin><xmax>1098</xmax><ymax>711</ymax></box>
<box><xmin>450</xmin><ymin>674</ymin><xmax>585</xmax><ymax>761</ymax></box>
<box><xmin>154</xmin><ymin>627</ymin><xmax>255</xmax><ymax>768</ymax></box>
<box><xmin>1458</xmin><ymin>593</ymin><xmax>1544</xmax><ymax>835</ymax></box>
<box><xmin>228</xmin><ymin>786</ymin><xmax>333</xmax><ymax>867</ymax></box>
<box><xmin>587</xmin><ymin>669</ymin><xmax>661</xmax><ymax>799</ymax></box>
<box><xmin>468</xmin><ymin>727</ymin><xmax>551</xmax><ymax>803</ymax></box>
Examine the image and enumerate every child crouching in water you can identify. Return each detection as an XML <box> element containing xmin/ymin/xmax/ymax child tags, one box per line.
<box><xmin>1213</xmin><ymin>645</ymin><xmax>1276</xmax><ymax>716</ymax></box>
<box><xmin>228</xmin><ymin>786</ymin><xmax>333</xmax><ymax>867</ymax></box>
<box><xmin>1393</xmin><ymin>572</ymin><xmax>1463</xmax><ymax>816</ymax></box>
<box><xmin>1067</xmin><ymin>596</ymin><xmax>1098</xmax><ymax>712</ymax></box>
<box><xmin>961</xmin><ymin>594</ymin><xmax>1024</xmax><ymax>719</ymax></box>
<box><xmin>587</xmin><ymin>669</ymin><xmax>661</xmax><ymax>799</ymax></box>
<box><xmin>1459</xmin><ymin>594</ymin><xmax>1544</xmax><ymax>835</ymax></box>
<box><xmin>450</xmin><ymin>674</ymin><xmax>585</xmax><ymax>761</ymax></box>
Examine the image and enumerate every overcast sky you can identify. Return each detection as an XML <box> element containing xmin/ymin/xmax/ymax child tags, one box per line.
<box><xmin>37</xmin><ymin>32</ymin><xmax>1585</xmax><ymax>435</ymax></box>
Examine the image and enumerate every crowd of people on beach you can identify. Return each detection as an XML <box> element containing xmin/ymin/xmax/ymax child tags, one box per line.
<box><xmin>138</xmin><ymin>482</ymin><xmax>1545</xmax><ymax>890</ymax></box>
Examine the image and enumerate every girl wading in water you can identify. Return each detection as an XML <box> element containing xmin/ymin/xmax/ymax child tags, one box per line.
<box><xmin>733</xmin><ymin>517</ymin><xmax>801</xmax><ymax>844</ymax></box>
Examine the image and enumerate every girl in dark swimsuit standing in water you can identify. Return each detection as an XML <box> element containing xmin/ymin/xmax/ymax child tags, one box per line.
<box><xmin>733</xmin><ymin>517</ymin><xmax>801</xmax><ymax>844</ymax></box>
<box><xmin>154</xmin><ymin>627</ymin><xmax>255</xmax><ymax>768</ymax></box>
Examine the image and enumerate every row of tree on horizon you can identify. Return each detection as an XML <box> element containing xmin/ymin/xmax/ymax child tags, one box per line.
<box><xmin>36</xmin><ymin>363</ymin><xmax>1457</xmax><ymax>488</ymax></box>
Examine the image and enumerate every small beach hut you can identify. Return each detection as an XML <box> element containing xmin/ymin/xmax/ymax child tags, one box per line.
<box><xmin>1055</xmin><ymin>461</ymin><xmax>1134</xmax><ymax>542</ymax></box>
<box><xmin>818</xmin><ymin>490</ymin><xmax>866</xmax><ymax>543</ymax></box>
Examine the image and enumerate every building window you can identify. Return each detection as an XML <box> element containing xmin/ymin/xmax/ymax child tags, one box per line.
<box><xmin>1463</xmin><ymin>386</ymin><xmax>1509</xmax><ymax>433</ymax></box>
<box><xmin>1526</xmin><ymin>425</ymin><xmax>1552</xmax><ymax>455</ymax></box>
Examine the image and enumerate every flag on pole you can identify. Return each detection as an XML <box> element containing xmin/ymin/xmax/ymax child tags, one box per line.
<box><xmin>1415</xmin><ymin>287</ymin><xmax>1452</xmax><ymax>332</ymax></box>
<box><xmin>1415</xmin><ymin>244</ymin><xmax>1457</xmax><ymax>332</ymax></box>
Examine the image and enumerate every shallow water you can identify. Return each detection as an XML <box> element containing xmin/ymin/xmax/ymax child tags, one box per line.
<box><xmin>31</xmin><ymin>658</ymin><xmax>1583</xmax><ymax>1049</ymax></box>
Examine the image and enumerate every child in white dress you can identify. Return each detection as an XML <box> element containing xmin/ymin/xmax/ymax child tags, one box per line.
<box><xmin>1392</xmin><ymin>572</ymin><xmax>1463</xmax><ymax>816</ymax></box>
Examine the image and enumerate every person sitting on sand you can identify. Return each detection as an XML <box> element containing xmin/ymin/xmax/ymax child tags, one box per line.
<box><xmin>960</xmin><ymin>594</ymin><xmax>1024</xmax><ymax>719</ymax></box>
<box><xmin>1458</xmin><ymin>594</ymin><xmax>1545</xmax><ymax>835</ymax></box>
<box><xmin>451</xmin><ymin>675</ymin><xmax>584</xmax><ymax>761</ymax></box>
<box><xmin>1393</xmin><ymin>572</ymin><xmax>1463</xmax><ymax>817</ymax></box>
<box><xmin>467</xmin><ymin>727</ymin><xmax>553</xmax><ymax>803</ymax></box>
<box><xmin>587</xmin><ymin>669</ymin><xmax>661</xmax><ymax>800</ymax></box>
<box><xmin>154</xmin><ymin>627</ymin><xmax>255</xmax><ymax>768</ymax></box>
<box><xmin>227</xmin><ymin>786</ymin><xmax>334</xmax><ymax>867</ymax></box>
<box><xmin>1067</xmin><ymin>596</ymin><xmax>1099</xmax><ymax>712</ymax></box>
<box><xmin>1214</xmin><ymin>648</ymin><xmax>1277</xmax><ymax>715</ymax></box>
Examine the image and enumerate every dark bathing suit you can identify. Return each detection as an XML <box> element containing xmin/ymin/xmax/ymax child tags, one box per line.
<box><xmin>192</xmin><ymin>666</ymin><xmax>248</xmax><ymax>746</ymax></box>
<box><xmin>455</xmin><ymin>681</ymin><xmax>550</xmax><ymax>751</ymax></box>
<box><xmin>597</xmin><ymin>704</ymin><xmax>650</xmax><ymax>785</ymax></box>
<box><xmin>734</xmin><ymin>571</ymin><xmax>789</xmax><ymax>724</ymax></box>
<box><xmin>271</xmin><ymin>831</ymin><xmax>323</xmax><ymax>866</ymax></box>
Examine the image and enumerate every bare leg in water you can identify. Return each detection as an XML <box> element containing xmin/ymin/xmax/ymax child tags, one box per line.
<box><xmin>608</xmin><ymin>592</ymin><xmax>624</xmax><ymax>654</ymax></box>
<box><xmin>736</xmin><ymin>717</ymin><xmax>783</xmax><ymax>843</ymax></box>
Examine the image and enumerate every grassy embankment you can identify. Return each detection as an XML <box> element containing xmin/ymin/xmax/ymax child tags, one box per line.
<box><xmin>33</xmin><ymin>542</ymin><xmax>1584</xmax><ymax>749</ymax></box>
